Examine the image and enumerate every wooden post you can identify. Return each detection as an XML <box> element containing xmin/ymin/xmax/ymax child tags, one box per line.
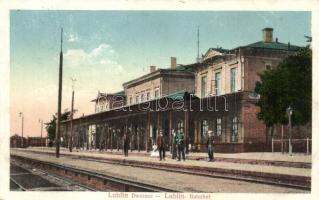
<box><xmin>307</xmin><ymin>137</ymin><xmax>309</xmax><ymax>154</ymax></box>
<box><xmin>194</xmin><ymin>120</ymin><xmax>198</xmax><ymax>151</ymax></box>
<box><xmin>117</xmin><ymin>128</ymin><xmax>119</xmax><ymax>151</ymax></box>
<box><xmin>184</xmin><ymin>110</ymin><xmax>189</xmax><ymax>154</ymax></box>
<box><xmin>146</xmin><ymin>112</ymin><xmax>150</xmax><ymax>152</ymax></box>
<box><xmin>157</xmin><ymin>112</ymin><xmax>161</xmax><ymax>137</ymax></box>
<box><xmin>106</xmin><ymin>125</ymin><xmax>108</xmax><ymax>151</ymax></box>
<box><xmin>130</xmin><ymin>122</ymin><xmax>133</xmax><ymax>152</ymax></box>
<box><xmin>281</xmin><ymin>125</ymin><xmax>284</xmax><ymax>154</ymax></box>
<box><xmin>111</xmin><ymin>127</ymin><xmax>113</xmax><ymax>152</ymax></box>
<box><xmin>169</xmin><ymin>110</ymin><xmax>172</xmax><ymax>153</ymax></box>
<box><xmin>271</xmin><ymin>137</ymin><xmax>274</xmax><ymax>153</ymax></box>
<box><xmin>82</xmin><ymin>126</ymin><xmax>85</xmax><ymax>149</ymax></box>
<box><xmin>137</xmin><ymin>126</ymin><xmax>140</xmax><ymax>152</ymax></box>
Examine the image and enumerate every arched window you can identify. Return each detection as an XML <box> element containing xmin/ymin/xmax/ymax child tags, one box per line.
<box><xmin>216</xmin><ymin>118</ymin><xmax>222</xmax><ymax>136</ymax></box>
<box><xmin>201</xmin><ymin>120</ymin><xmax>209</xmax><ymax>143</ymax></box>
<box><xmin>177</xmin><ymin>120</ymin><xmax>184</xmax><ymax>133</ymax></box>
<box><xmin>231</xmin><ymin>117</ymin><xmax>238</xmax><ymax>142</ymax></box>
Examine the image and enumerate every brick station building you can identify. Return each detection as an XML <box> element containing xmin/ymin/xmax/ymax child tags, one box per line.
<box><xmin>61</xmin><ymin>28</ymin><xmax>307</xmax><ymax>153</ymax></box>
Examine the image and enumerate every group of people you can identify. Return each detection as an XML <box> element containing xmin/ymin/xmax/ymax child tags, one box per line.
<box><xmin>122</xmin><ymin>129</ymin><xmax>215</xmax><ymax>162</ymax></box>
<box><xmin>157</xmin><ymin>129</ymin><xmax>186</xmax><ymax>161</ymax></box>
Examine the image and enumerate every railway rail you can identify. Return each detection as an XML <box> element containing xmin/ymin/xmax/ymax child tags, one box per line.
<box><xmin>11</xmin><ymin>154</ymin><xmax>180</xmax><ymax>192</ymax></box>
<box><xmin>11</xmin><ymin>150</ymin><xmax>311</xmax><ymax>191</ymax></box>
<box><xmin>10</xmin><ymin>161</ymin><xmax>95</xmax><ymax>191</ymax></box>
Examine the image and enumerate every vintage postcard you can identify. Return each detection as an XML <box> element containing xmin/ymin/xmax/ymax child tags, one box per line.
<box><xmin>0</xmin><ymin>0</ymin><xmax>318</xmax><ymax>200</ymax></box>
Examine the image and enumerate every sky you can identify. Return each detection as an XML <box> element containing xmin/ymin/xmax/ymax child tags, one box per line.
<box><xmin>10</xmin><ymin>11</ymin><xmax>311</xmax><ymax>137</ymax></box>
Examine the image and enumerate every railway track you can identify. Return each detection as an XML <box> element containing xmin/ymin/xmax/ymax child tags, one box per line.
<box><xmin>11</xmin><ymin>154</ymin><xmax>180</xmax><ymax>192</ymax></box>
<box><xmin>77</xmin><ymin>156</ymin><xmax>311</xmax><ymax>191</ymax></box>
<box><xmin>11</xmin><ymin>150</ymin><xmax>311</xmax><ymax>191</ymax></box>
<box><xmin>10</xmin><ymin>161</ymin><xmax>96</xmax><ymax>191</ymax></box>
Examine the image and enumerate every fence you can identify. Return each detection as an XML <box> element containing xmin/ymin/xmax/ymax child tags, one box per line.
<box><xmin>271</xmin><ymin>138</ymin><xmax>311</xmax><ymax>154</ymax></box>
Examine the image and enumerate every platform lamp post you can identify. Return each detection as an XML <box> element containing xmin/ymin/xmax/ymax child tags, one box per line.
<box><xmin>19</xmin><ymin>112</ymin><xmax>24</xmax><ymax>148</ymax></box>
<box><xmin>286</xmin><ymin>106</ymin><xmax>293</xmax><ymax>156</ymax></box>
<box><xmin>39</xmin><ymin>119</ymin><xmax>43</xmax><ymax>147</ymax></box>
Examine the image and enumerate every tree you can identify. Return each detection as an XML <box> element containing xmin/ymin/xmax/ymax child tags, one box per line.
<box><xmin>255</xmin><ymin>47</ymin><xmax>312</xmax><ymax>140</ymax></box>
<box><xmin>45</xmin><ymin>109</ymin><xmax>71</xmax><ymax>146</ymax></box>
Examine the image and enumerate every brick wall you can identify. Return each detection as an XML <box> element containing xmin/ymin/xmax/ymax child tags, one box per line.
<box><xmin>241</xmin><ymin>101</ymin><xmax>267</xmax><ymax>143</ymax></box>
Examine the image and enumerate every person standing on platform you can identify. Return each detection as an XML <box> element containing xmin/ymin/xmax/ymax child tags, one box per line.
<box><xmin>171</xmin><ymin>129</ymin><xmax>177</xmax><ymax>160</ymax></box>
<box><xmin>157</xmin><ymin>130</ymin><xmax>166</xmax><ymax>161</ymax></box>
<box><xmin>176</xmin><ymin>130</ymin><xmax>185</xmax><ymax>161</ymax></box>
<box><xmin>123</xmin><ymin>133</ymin><xmax>129</xmax><ymax>157</ymax></box>
<box><xmin>206</xmin><ymin>130</ymin><xmax>214</xmax><ymax>161</ymax></box>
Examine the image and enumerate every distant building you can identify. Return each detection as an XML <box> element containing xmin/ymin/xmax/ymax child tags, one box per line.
<box><xmin>10</xmin><ymin>134</ymin><xmax>47</xmax><ymax>148</ymax></box>
<box><xmin>10</xmin><ymin>134</ymin><xmax>26</xmax><ymax>148</ymax></box>
<box><xmin>27</xmin><ymin>136</ymin><xmax>47</xmax><ymax>147</ymax></box>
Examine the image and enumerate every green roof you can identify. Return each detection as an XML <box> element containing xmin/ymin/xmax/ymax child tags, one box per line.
<box><xmin>175</xmin><ymin>64</ymin><xmax>195</xmax><ymax>72</ymax></box>
<box><xmin>243</xmin><ymin>41</ymin><xmax>300</xmax><ymax>51</ymax></box>
<box><xmin>207</xmin><ymin>47</ymin><xmax>231</xmax><ymax>54</ymax></box>
<box><xmin>162</xmin><ymin>90</ymin><xmax>198</xmax><ymax>101</ymax></box>
<box><xmin>112</xmin><ymin>90</ymin><xmax>125</xmax><ymax>96</ymax></box>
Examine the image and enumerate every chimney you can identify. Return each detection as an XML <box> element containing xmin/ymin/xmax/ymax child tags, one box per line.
<box><xmin>262</xmin><ymin>27</ymin><xmax>273</xmax><ymax>43</ymax></box>
<box><xmin>275</xmin><ymin>37</ymin><xmax>278</xmax><ymax>43</ymax></box>
<box><xmin>171</xmin><ymin>57</ymin><xmax>177</xmax><ymax>69</ymax></box>
<box><xmin>150</xmin><ymin>65</ymin><xmax>156</xmax><ymax>73</ymax></box>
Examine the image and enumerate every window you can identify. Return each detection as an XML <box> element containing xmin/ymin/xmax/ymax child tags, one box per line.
<box><xmin>201</xmin><ymin>120</ymin><xmax>209</xmax><ymax>143</ymax></box>
<box><xmin>216</xmin><ymin>118</ymin><xmax>222</xmax><ymax>136</ymax></box>
<box><xmin>215</xmin><ymin>72</ymin><xmax>221</xmax><ymax>95</ymax></box>
<box><xmin>146</xmin><ymin>92</ymin><xmax>150</xmax><ymax>100</ymax></box>
<box><xmin>201</xmin><ymin>76</ymin><xmax>207</xmax><ymax>98</ymax></box>
<box><xmin>231</xmin><ymin>117</ymin><xmax>238</xmax><ymax>142</ymax></box>
<box><xmin>177</xmin><ymin>121</ymin><xmax>184</xmax><ymax>133</ymax></box>
<box><xmin>155</xmin><ymin>89</ymin><xmax>159</xmax><ymax>98</ymax></box>
<box><xmin>141</xmin><ymin>93</ymin><xmax>144</xmax><ymax>102</ymax></box>
<box><xmin>135</xmin><ymin>96</ymin><xmax>139</xmax><ymax>104</ymax></box>
<box><xmin>265</xmin><ymin>64</ymin><xmax>272</xmax><ymax>70</ymax></box>
<box><xmin>230</xmin><ymin>67</ymin><xmax>237</xmax><ymax>92</ymax></box>
<box><xmin>129</xmin><ymin>97</ymin><xmax>132</xmax><ymax>105</ymax></box>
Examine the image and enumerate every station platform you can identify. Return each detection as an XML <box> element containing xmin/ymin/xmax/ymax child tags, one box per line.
<box><xmin>11</xmin><ymin>147</ymin><xmax>311</xmax><ymax>177</ymax></box>
<box><xmin>27</xmin><ymin>147</ymin><xmax>311</xmax><ymax>167</ymax></box>
<box><xmin>10</xmin><ymin>147</ymin><xmax>310</xmax><ymax>193</ymax></box>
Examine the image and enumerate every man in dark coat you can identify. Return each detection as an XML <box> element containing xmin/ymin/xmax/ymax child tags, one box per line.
<box><xmin>206</xmin><ymin>130</ymin><xmax>214</xmax><ymax>161</ymax></box>
<box><xmin>171</xmin><ymin>129</ymin><xmax>177</xmax><ymax>160</ymax></box>
<box><xmin>157</xmin><ymin>130</ymin><xmax>165</xmax><ymax>161</ymax></box>
<box><xmin>123</xmin><ymin>133</ymin><xmax>129</xmax><ymax>157</ymax></box>
<box><xmin>176</xmin><ymin>130</ymin><xmax>185</xmax><ymax>161</ymax></box>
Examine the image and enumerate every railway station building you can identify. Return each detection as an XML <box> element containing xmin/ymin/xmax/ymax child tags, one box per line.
<box><xmin>61</xmin><ymin>28</ymin><xmax>307</xmax><ymax>153</ymax></box>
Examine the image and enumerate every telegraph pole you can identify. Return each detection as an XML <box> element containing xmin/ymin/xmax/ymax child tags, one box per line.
<box><xmin>39</xmin><ymin>119</ymin><xmax>43</xmax><ymax>147</ymax></box>
<box><xmin>19</xmin><ymin>112</ymin><xmax>24</xmax><ymax>147</ymax></box>
<box><xmin>69</xmin><ymin>78</ymin><xmax>76</xmax><ymax>152</ymax></box>
<box><xmin>56</xmin><ymin>28</ymin><xmax>63</xmax><ymax>158</ymax></box>
<box><xmin>196</xmin><ymin>26</ymin><xmax>200</xmax><ymax>63</ymax></box>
